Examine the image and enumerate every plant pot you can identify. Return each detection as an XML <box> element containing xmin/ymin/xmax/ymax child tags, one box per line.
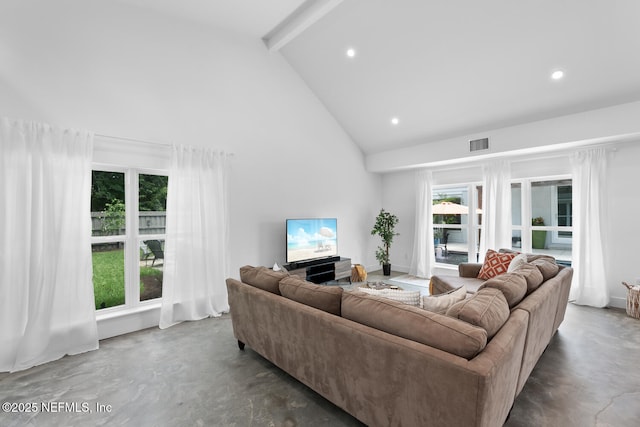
<box><xmin>532</xmin><ymin>230</ymin><xmax>547</xmax><ymax>249</ymax></box>
<box><xmin>382</xmin><ymin>263</ymin><xmax>391</xmax><ymax>276</ymax></box>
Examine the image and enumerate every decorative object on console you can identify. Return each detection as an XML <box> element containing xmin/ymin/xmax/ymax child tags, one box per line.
<box><xmin>370</xmin><ymin>209</ymin><xmax>399</xmax><ymax>276</ymax></box>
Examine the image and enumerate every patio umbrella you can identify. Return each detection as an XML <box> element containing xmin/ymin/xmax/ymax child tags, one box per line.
<box><xmin>432</xmin><ymin>201</ymin><xmax>469</xmax><ymax>215</ymax></box>
<box><xmin>318</xmin><ymin>227</ymin><xmax>335</xmax><ymax>238</ymax></box>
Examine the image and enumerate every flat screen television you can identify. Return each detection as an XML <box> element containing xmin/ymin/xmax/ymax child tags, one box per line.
<box><xmin>286</xmin><ymin>218</ymin><xmax>338</xmax><ymax>263</ymax></box>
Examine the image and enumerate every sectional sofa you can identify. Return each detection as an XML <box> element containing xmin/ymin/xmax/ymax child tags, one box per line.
<box><xmin>226</xmin><ymin>255</ymin><xmax>573</xmax><ymax>426</ymax></box>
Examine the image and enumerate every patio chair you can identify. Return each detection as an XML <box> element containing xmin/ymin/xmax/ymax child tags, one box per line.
<box><xmin>442</xmin><ymin>230</ymin><xmax>449</xmax><ymax>257</ymax></box>
<box><xmin>143</xmin><ymin>240</ymin><xmax>164</xmax><ymax>267</ymax></box>
<box><xmin>140</xmin><ymin>241</ymin><xmax>153</xmax><ymax>266</ymax></box>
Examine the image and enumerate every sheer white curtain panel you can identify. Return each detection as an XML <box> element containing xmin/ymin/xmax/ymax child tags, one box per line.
<box><xmin>0</xmin><ymin>117</ymin><xmax>98</xmax><ymax>372</ymax></box>
<box><xmin>409</xmin><ymin>170</ymin><xmax>435</xmax><ymax>278</ymax></box>
<box><xmin>159</xmin><ymin>145</ymin><xmax>230</xmax><ymax>329</ymax></box>
<box><xmin>479</xmin><ymin>160</ymin><xmax>512</xmax><ymax>260</ymax></box>
<box><xmin>570</xmin><ymin>148</ymin><xmax>609</xmax><ymax>307</ymax></box>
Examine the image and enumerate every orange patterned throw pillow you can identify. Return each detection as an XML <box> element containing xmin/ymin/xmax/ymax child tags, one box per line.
<box><xmin>477</xmin><ymin>250</ymin><xmax>516</xmax><ymax>280</ymax></box>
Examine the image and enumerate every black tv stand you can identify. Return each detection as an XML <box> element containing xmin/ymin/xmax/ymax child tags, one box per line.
<box><xmin>287</xmin><ymin>256</ymin><xmax>341</xmax><ymax>271</ymax></box>
<box><xmin>284</xmin><ymin>257</ymin><xmax>351</xmax><ymax>284</ymax></box>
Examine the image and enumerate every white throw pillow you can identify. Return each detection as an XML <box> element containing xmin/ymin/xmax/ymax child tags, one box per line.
<box><xmin>358</xmin><ymin>287</ymin><xmax>421</xmax><ymax>307</ymax></box>
<box><xmin>507</xmin><ymin>253</ymin><xmax>528</xmax><ymax>272</ymax></box>
<box><xmin>422</xmin><ymin>285</ymin><xmax>467</xmax><ymax>314</ymax></box>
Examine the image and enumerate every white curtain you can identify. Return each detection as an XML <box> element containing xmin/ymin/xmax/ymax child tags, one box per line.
<box><xmin>0</xmin><ymin>117</ymin><xmax>98</xmax><ymax>372</ymax></box>
<box><xmin>570</xmin><ymin>148</ymin><xmax>609</xmax><ymax>307</ymax></box>
<box><xmin>159</xmin><ymin>145</ymin><xmax>230</xmax><ymax>329</ymax></box>
<box><xmin>409</xmin><ymin>170</ymin><xmax>435</xmax><ymax>278</ymax></box>
<box><xmin>479</xmin><ymin>160</ymin><xmax>512</xmax><ymax>260</ymax></box>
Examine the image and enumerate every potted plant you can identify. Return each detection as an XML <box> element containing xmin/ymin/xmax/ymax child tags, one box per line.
<box><xmin>371</xmin><ymin>209</ymin><xmax>399</xmax><ymax>276</ymax></box>
<box><xmin>433</xmin><ymin>227</ymin><xmax>443</xmax><ymax>246</ymax></box>
<box><xmin>532</xmin><ymin>216</ymin><xmax>547</xmax><ymax>249</ymax></box>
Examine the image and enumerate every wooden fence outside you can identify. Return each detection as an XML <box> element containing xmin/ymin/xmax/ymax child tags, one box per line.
<box><xmin>91</xmin><ymin>211</ymin><xmax>166</xmax><ymax>236</ymax></box>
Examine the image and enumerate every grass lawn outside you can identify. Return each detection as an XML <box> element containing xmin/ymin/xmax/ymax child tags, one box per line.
<box><xmin>92</xmin><ymin>248</ymin><xmax>163</xmax><ymax>309</ymax></box>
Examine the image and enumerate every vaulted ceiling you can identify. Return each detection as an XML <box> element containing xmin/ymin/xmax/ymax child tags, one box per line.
<box><xmin>118</xmin><ymin>0</ymin><xmax>640</xmax><ymax>155</ymax></box>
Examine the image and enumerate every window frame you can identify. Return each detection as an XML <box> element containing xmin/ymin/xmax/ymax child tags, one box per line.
<box><xmin>432</xmin><ymin>182</ymin><xmax>482</xmax><ymax>266</ymax></box>
<box><xmin>91</xmin><ymin>163</ymin><xmax>168</xmax><ymax>313</ymax></box>
<box><xmin>512</xmin><ymin>174</ymin><xmax>573</xmax><ymax>263</ymax></box>
<box><xmin>430</xmin><ymin>174</ymin><xmax>572</xmax><ymax>267</ymax></box>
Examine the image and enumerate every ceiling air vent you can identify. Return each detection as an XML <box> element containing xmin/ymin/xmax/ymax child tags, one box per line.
<box><xmin>469</xmin><ymin>137</ymin><xmax>489</xmax><ymax>152</ymax></box>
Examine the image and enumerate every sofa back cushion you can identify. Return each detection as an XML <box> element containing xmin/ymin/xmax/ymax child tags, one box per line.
<box><xmin>531</xmin><ymin>258</ymin><xmax>560</xmax><ymax>281</ymax></box>
<box><xmin>511</xmin><ymin>263</ymin><xmax>544</xmax><ymax>294</ymax></box>
<box><xmin>279</xmin><ymin>277</ymin><xmax>343</xmax><ymax>315</ymax></box>
<box><xmin>446</xmin><ymin>288</ymin><xmax>510</xmax><ymax>339</ymax></box>
<box><xmin>239</xmin><ymin>265</ymin><xmax>288</xmax><ymax>295</ymax></box>
<box><xmin>422</xmin><ymin>285</ymin><xmax>467</xmax><ymax>314</ymax></box>
<box><xmin>499</xmin><ymin>248</ymin><xmax>556</xmax><ymax>264</ymax></box>
<box><xmin>342</xmin><ymin>291</ymin><xmax>487</xmax><ymax>360</ymax></box>
<box><xmin>478</xmin><ymin>272</ymin><xmax>527</xmax><ymax>308</ymax></box>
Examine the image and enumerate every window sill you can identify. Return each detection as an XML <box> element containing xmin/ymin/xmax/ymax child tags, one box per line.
<box><xmin>433</xmin><ymin>262</ymin><xmax>459</xmax><ymax>270</ymax></box>
<box><xmin>96</xmin><ymin>300</ymin><xmax>162</xmax><ymax>322</ymax></box>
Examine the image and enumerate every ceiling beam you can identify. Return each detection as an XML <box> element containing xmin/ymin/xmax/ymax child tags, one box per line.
<box><xmin>263</xmin><ymin>0</ymin><xmax>343</xmax><ymax>53</ymax></box>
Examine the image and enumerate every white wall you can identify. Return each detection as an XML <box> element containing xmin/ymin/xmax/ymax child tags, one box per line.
<box><xmin>379</xmin><ymin>172</ymin><xmax>416</xmax><ymax>273</ymax></box>
<box><xmin>606</xmin><ymin>142</ymin><xmax>640</xmax><ymax>308</ymax></box>
<box><xmin>368</xmin><ymin>101</ymin><xmax>640</xmax><ymax>173</ymax></box>
<box><xmin>0</xmin><ymin>0</ymin><xmax>381</xmax><ymax>337</ymax></box>
<box><xmin>381</xmin><ymin>139</ymin><xmax>640</xmax><ymax>309</ymax></box>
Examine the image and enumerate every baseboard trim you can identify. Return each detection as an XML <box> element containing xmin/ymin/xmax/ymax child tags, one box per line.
<box><xmin>608</xmin><ymin>295</ymin><xmax>626</xmax><ymax>310</ymax></box>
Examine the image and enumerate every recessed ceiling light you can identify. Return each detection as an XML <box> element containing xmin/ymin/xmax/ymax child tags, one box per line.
<box><xmin>551</xmin><ymin>70</ymin><xmax>564</xmax><ymax>80</ymax></box>
<box><xmin>346</xmin><ymin>48</ymin><xmax>356</xmax><ymax>58</ymax></box>
<box><xmin>391</xmin><ymin>117</ymin><xmax>399</xmax><ymax>125</ymax></box>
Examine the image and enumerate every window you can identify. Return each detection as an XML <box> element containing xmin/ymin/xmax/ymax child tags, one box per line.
<box><xmin>138</xmin><ymin>174</ymin><xmax>168</xmax><ymax>302</ymax></box>
<box><xmin>91</xmin><ymin>168</ymin><xmax>168</xmax><ymax>310</ymax></box>
<box><xmin>556</xmin><ymin>184</ymin><xmax>573</xmax><ymax>240</ymax></box>
<box><xmin>512</xmin><ymin>177</ymin><xmax>572</xmax><ymax>265</ymax></box>
<box><xmin>432</xmin><ymin>184</ymin><xmax>482</xmax><ymax>265</ymax></box>
<box><xmin>430</xmin><ymin>176</ymin><xmax>572</xmax><ymax>267</ymax></box>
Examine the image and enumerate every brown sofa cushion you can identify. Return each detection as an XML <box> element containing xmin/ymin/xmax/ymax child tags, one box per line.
<box><xmin>422</xmin><ymin>285</ymin><xmax>467</xmax><ymax>314</ymax></box>
<box><xmin>446</xmin><ymin>288</ymin><xmax>510</xmax><ymax>339</ymax></box>
<box><xmin>526</xmin><ymin>254</ymin><xmax>557</xmax><ymax>263</ymax></box>
<box><xmin>279</xmin><ymin>277</ymin><xmax>343</xmax><ymax>315</ymax></box>
<box><xmin>239</xmin><ymin>265</ymin><xmax>288</xmax><ymax>295</ymax></box>
<box><xmin>430</xmin><ymin>275</ymin><xmax>484</xmax><ymax>295</ymax></box>
<box><xmin>458</xmin><ymin>262</ymin><xmax>483</xmax><ymax>278</ymax></box>
<box><xmin>478</xmin><ymin>272</ymin><xmax>527</xmax><ymax>308</ymax></box>
<box><xmin>342</xmin><ymin>291</ymin><xmax>487</xmax><ymax>359</ymax></box>
<box><xmin>511</xmin><ymin>263</ymin><xmax>544</xmax><ymax>294</ymax></box>
<box><xmin>499</xmin><ymin>248</ymin><xmax>556</xmax><ymax>264</ymax></box>
<box><xmin>531</xmin><ymin>258</ymin><xmax>560</xmax><ymax>281</ymax></box>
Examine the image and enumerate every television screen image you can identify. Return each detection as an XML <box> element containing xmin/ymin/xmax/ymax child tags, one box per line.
<box><xmin>286</xmin><ymin>218</ymin><xmax>338</xmax><ymax>263</ymax></box>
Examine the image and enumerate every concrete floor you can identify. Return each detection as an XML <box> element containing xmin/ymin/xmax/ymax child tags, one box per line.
<box><xmin>1</xmin><ymin>304</ymin><xmax>638</xmax><ymax>426</ymax></box>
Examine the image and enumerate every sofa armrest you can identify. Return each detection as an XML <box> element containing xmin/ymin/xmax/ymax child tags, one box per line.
<box><xmin>459</xmin><ymin>263</ymin><xmax>482</xmax><ymax>278</ymax></box>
